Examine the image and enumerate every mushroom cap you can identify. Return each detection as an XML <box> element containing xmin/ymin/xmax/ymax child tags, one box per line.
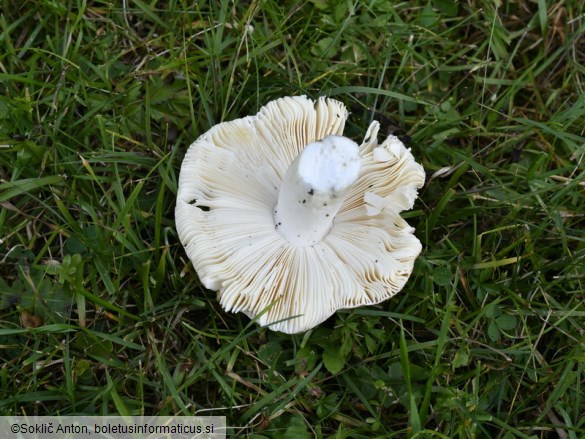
<box><xmin>176</xmin><ymin>96</ymin><xmax>425</xmax><ymax>334</ymax></box>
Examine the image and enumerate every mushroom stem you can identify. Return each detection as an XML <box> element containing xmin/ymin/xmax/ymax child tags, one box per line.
<box><xmin>274</xmin><ymin>135</ymin><xmax>361</xmax><ymax>246</ymax></box>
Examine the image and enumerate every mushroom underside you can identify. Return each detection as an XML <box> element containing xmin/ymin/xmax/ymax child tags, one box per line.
<box><xmin>176</xmin><ymin>96</ymin><xmax>425</xmax><ymax>334</ymax></box>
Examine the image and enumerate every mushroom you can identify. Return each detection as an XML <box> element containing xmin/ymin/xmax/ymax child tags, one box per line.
<box><xmin>176</xmin><ymin>96</ymin><xmax>425</xmax><ymax>334</ymax></box>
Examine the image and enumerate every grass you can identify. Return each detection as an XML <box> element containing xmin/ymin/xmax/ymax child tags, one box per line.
<box><xmin>1</xmin><ymin>0</ymin><xmax>584</xmax><ymax>437</ymax></box>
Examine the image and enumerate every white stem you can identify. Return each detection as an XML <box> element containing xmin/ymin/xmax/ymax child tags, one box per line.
<box><xmin>274</xmin><ymin>135</ymin><xmax>361</xmax><ymax>246</ymax></box>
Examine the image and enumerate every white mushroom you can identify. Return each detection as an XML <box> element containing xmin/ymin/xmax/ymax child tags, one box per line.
<box><xmin>176</xmin><ymin>96</ymin><xmax>425</xmax><ymax>334</ymax></box>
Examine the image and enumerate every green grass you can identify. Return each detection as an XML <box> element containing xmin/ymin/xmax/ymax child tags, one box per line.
<box><xmin>1</xmin><ymin>0</ymin><xmax>584</xmax><ymax>437</ymax></box>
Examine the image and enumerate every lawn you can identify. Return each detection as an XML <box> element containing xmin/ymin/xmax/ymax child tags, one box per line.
<box><xmin>1</xmin><ymin>0</ymin><xmax>584</xmax><ymax>437</ymax></box>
